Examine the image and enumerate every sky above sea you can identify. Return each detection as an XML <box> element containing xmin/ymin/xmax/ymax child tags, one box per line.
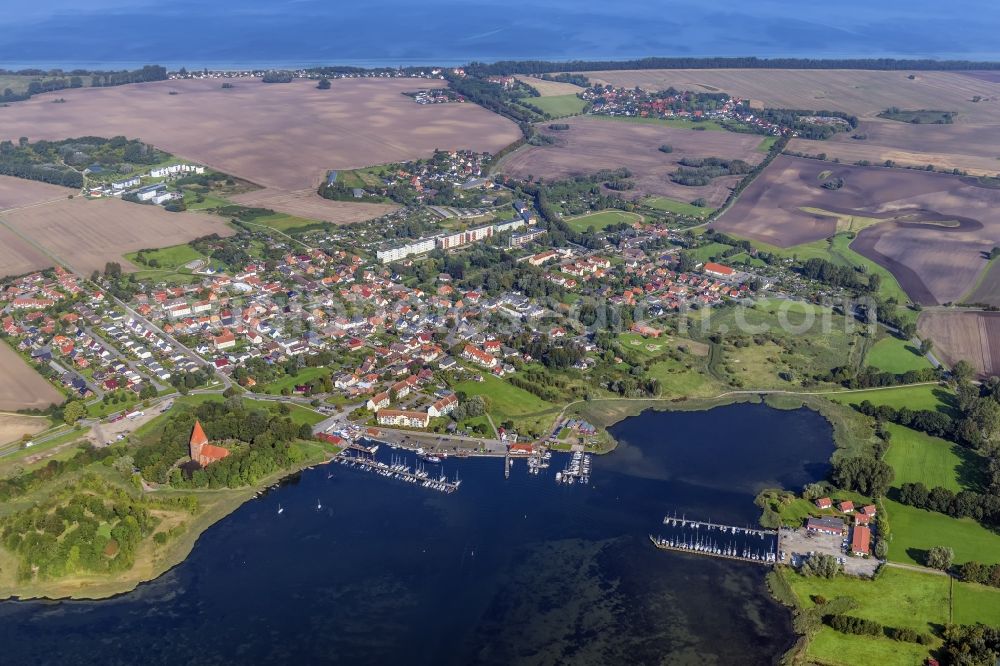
<box><xmin>2</xmin><ymin>0</ymin><xmax>1000</xmax><ymax>69</ymax></box>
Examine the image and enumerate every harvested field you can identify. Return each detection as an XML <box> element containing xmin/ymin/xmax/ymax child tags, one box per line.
<box><xmin>918</xmin><ymin>311</ymin><xmax>1000</xmax><ymax>378</ymax></box>
<box><xmin>519</xmin><ymin>77</ymin><xmax>586</xmax><ymax>96</ymax></box>
<box><xmin>717</xmin><ymin>156</ymin><xmax>1000</xmax><ymax>305</ymax></box>
<box><xmin>498</xmin><ymin>116</ymin><xmax>764</xmax><ymax>207</ymax></box>
<box><xmin>0</xmin><ymin>78</ymin><xmax>521</xmax><ymax>192</ymax></box>
<box><xmin>0</xmin><ymin>176</ymin><xmax>74</xmax><ymax>212</ymax></box>
<box><xmin>966</xmin><ymin>261</ymin><xmax>1000</xmax><ymax>307</ymax></box>
<box><xmin>0</xmin><ymin>225</ymin><xmax>51</xmax><ymax>278</ymax></box>
<box><xmin>582</xmin><ymin>69</ymin><xmax>1000</xmax><ymax>123</ymax></box>
<box><xmin>229</xmin><ymin>188</ymin><xmax>398</xmax><ymax>225</ymax></box>
<box><xmin>0</xmin><ymin>197</ymin><xmax>233</xmax><ymax>276</ymax></box>
<box><xmin>790</xmin><ymin>118</ymin><xmax>1000</xmax><ymax>176</ymax></box>
<box><xmin>0</xmin><ymin>413</ymin><xmax>49</xmax><ymax>446</ymax></box>
<box><xmin>0</xmin><ymin>343</ymin><xmax>62</xmax><ymax>411</ymax></box>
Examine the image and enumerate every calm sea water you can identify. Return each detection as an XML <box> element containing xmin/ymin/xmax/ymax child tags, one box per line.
<box><xmin>2</xmin><ymin>0</ymin><xmax>1000</xmax><ymax>68</ymax></box>
<box><xmin>0</xmin><ymin>402</ymin><xmax>833</xmax><ymax>665</ymax></box>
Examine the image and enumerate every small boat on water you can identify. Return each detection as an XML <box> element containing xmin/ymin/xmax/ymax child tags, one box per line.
<box><xmin>277</xmin><ymin>504</ymin><xmax>284</xmax><ymax>515</ymax></box>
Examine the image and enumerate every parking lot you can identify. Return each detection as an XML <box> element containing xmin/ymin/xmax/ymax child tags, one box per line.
<box><xmin>779</xmin><ymin>527</ymin><xmax>880</xmax><ymax>577</ymax></box>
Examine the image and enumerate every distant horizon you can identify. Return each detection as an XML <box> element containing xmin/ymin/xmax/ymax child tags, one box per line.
<box><xmin>5</xmin><ymin>53</ymin><xmax>1000</xmax><ymax>74</ymax></box>
<box><xmin>3</xmin><ymin>0</ymin><xmax>1000</xmax><ymax>69</ymax></box>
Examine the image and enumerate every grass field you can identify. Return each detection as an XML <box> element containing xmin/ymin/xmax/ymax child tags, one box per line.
<box><xmin>595</xmin><ymin>115</ymin><xmax>727</xmax><ymax>131</ymax></box>
<box><xmin>563</xmin><ymin>209</ymin><xmax>642</xmax><ymax>232</ymax></box>
<box><xmin>827</xmin><ymin>384</ymin><xmax>953</xmax><ymax>413</ymax></box>
<box><xmin>125</xmin><ymin>243</ymin><xmax>205</xmax><ymax>271</ymax></box>
<box><xmin>756</xmin><ymin>136</ymin><xmax>779</xmax><ymax>153</ymax></box>
<box><xmin>865</xmin><ymin>336</ymin><xmax>932</xmax><ymax>374</ymax></box>
<box><xmin>254</xmin><ymin>367</ymin><xmax>330</xmax><ymax>396</ymax></box>
<box><xmin>687</xmin><ymin>300</ymin><xmax>859</xmax><ymax>390</ymax></box>
<box><xmin>530</xmin><ymin>94</ymin><xmax>587</xmax><ymax>117</ymax></box>
<box><xmin>686</xmin><ymin>242</ymin><xmax>733</xmax><ymax>263</ymax></box>
<box><xmin>804</xmin><ymin>627</ymin><xmax>933</xmax><ymax>666</ymax></box>
<box><xmin>241</xmin><ymin>212</ymin><xmax>321</xmax><ymax>233</ymax></box>
<box><xmin>183</xmin><ymin>191</ymin><xmax>231</xmax><ymax>210</ymax></box>
<box><xmin>750</xmin><ymin>233</ymin><xmax>914</xmax><ymax>320</ymax></box>
<box><xmin>788</xmin><ymin>566</ymin><xmax>949</xmax><ymax>634</ymax></box>
<box><xmin>452</xmin><ymin>373</ymin><xmax>556</xmax><ymax>437</ymax></box>
<box><xmin>884</xmin><ymin>423</ymin><xmax>986</xmax><ymax>493</ymax></box>
<box><xmin>643</xmin><ymin>196</ymin><xmax>714</xmax><ymax>218</ymax></box>
<box><xmin>953</xmin><ymin>581</ymin><xmax>1000</xmax><ymax>626</ymax></box>
<box><xmin>885</xmin><ymin>498</ymin><xmax>1000</xmax><ymax>566</ymax></box>
<box><xmin>785</xmin><ymin>566</ymin><xmax>949</xmax><ymax>666</ymax></box>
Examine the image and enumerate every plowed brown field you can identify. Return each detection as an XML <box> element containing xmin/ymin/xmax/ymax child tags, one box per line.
<box><xmin>499</xmin><ymin>116</ymin><xmax>765</xmax><ymax>207</ymax></box>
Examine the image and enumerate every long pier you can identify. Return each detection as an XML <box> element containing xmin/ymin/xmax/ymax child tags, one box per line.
<box><xmin>662</xmin><ymin>515</ymin><xmax>774</xmax><ymax>537</ymax></box>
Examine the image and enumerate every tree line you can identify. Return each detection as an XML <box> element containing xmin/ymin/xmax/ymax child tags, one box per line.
<box><xmin>0</xmin><ymin>65</ymin><xmax>166</xmax><ymax>103</ymax></box>
<box><xmin>463</xmin><ymin>57</ymin><xmax>1000</xmax><ymax>77</ymax></box>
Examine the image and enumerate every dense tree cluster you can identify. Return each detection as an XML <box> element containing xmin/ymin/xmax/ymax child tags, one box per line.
<box><xmin>753</xmin><ymin>108</ymin><xmax>858</xmax><ymax>139</ymax></box>
<box><xmin>0</xmin><ymin>475</ymin><xmax>157</xmax><ymax>581</ymax></box>
<box><xmin>0</xmin><ymin>65</ymin><xmax>166</xmax><ymax>103</ymax></box>
<box><xmin>940</xmin><ymin>623</ymin><xmax>1000</xmax><ymax>666</ymax></box>
<box><xmin>801</xmin><ymin>553</ymin><xmax>842</xmax><ymax>578</ymax></box>
<box><xmin>540</xmin><ymin>73</ymin><xmax>590</xmax><ymax>87</ymax></box>
<box><xmin>261</xmin><ymin>71</ymin><xmax>294</xmax><ymax>83</ymax></box>
<box><xmin>831</xmin><ymin>455</ymin><xmax>895</xmax><ymax>497</ymax></box>
<box><xmin>511</xmin><ymin>332</ymin><xmax>586</xmax><ymax>370</ymax></box>
<box><xmin>825</xmin><ymin>615</ymin><xmax>932</xmax><ymax>644</ymax></box>
<box><xmin>0</xmin><ymin>135</ymin><xmax>163</xmax><ymax>188</ymax></box>
<box><xmin>795</xmin><ymin>257</ymin><xmax>874</xmax><ymax>291</ymax></box>
<box><xmin>0</xmin><ymin>445</ymin><xmax>118</xmax><ymax>502</ymax></box>
<box><xmin>671</xmin><ymin>157</ymin><xmax>752</xmax><ymax>186</ymax></box>
<box><xmin>827</xmin><ymin>365</ymin><xmax>940</xmax><ymax>390</ymax></box>
<box><xmin>133</xmin><ymin>399</ymin><xmax>311</xmax><ymax>489</ymax></box>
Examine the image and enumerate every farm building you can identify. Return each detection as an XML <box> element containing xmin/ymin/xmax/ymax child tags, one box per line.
<box><xmin>806</xmin><ymin>517</ymin><xmax>845</xmax><ymax>536</ymax></box>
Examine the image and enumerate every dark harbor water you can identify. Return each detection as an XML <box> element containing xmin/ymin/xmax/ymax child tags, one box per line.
<box><xmin>0</xmin><ymin>402</ymin><xmax>833</xmax><ymax>665</ymax></box>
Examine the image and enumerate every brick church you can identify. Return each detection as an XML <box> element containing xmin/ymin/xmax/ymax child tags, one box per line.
<box><xmin>189</xmin><ymin>420</ymin><xmax>230</xmax><ymax>467</ymax></box>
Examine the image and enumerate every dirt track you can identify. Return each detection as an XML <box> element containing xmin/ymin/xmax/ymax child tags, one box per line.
<box><xmin>0</xmin><ymin>176</ymin><xmax>74</xmax><ymax>212</ymax></box>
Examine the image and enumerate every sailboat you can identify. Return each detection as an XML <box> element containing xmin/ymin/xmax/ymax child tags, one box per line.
<box><xmin>316</xmin><ymin>499</ymin><xmax>322</xmax><ymax>510</ymax></box>
<box><xmin>277</xmin><ymin>504</ymin><xmax>284</xmax><ymax>514</ymax></box>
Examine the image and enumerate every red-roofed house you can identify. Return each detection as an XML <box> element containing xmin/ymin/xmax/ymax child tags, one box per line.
<box><xmin>850</xmin><ymin>525</ymin><xmax>871</xmax><ymax>556</ymax></box>
<box><xmin>703</xmin><ymin>262</ymin><xmax>734</xmax><ymax>278</ymax></box>
<box><xmin>838</xmin><ymin>500</ymin><xmax>855</xmax><ymax>514</ymax></box>
<box><xmin>815</xmin><ymin>497</ymin><xmax>833</xmax><ymax>510</ymax></box>
<box><xmin>462</xmin><ymin>344</ymin><xmax>497</xmax><ymax>369</ymax></box>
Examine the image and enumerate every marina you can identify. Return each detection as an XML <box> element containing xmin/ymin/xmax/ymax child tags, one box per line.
<box><xmin>333</xmin><ymin>450</ymin><xmax>461</xmax><ymax>494</ymax></box>
<box><xmin>554</xmin><ymin>450</ymin><xmax>591</xmax><ymax>484</ymax></box>
<box><xmin>651</xmin><ymin>514</ymin><xmax>779</xmax><ymax>565</ymax></box>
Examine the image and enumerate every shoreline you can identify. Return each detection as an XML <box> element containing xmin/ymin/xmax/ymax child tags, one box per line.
<box><xmin>0</xmin><ymin>453</ymin><xmax>334</xmax><ymax>602</ymax></box>
<box><xmin>0</xmin><ymin>388</ymin><xmax>877</xmax><ymax>602</ymax></box>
